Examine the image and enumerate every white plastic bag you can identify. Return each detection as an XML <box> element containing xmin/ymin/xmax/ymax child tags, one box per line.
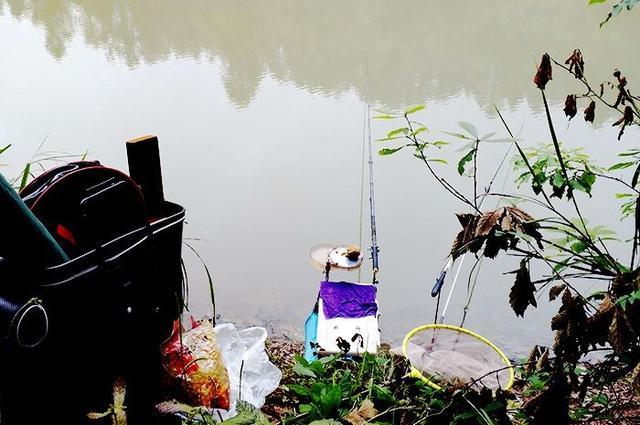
<box><xmin>213</xmin><ymin>323</ymin><xmax>282</xmax><ymax>420</ymax></box>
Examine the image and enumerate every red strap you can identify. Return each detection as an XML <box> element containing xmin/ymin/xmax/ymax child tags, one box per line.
<box><xmin>56</xmin><ymin>224</ymin><xmax>77</xmax><ymax>246</ymax></box>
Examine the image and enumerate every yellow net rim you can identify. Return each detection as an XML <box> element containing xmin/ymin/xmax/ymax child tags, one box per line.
<box><xmin>401</xmin><ymin>324</ymin><xmax>515</xmax><ymax>391</ymax></box>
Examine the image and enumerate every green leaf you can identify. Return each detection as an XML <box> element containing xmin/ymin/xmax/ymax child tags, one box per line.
<box><xmin>553</xmin><ymin>259</ymin><xmax>570</xmax><ymax>273</ymax></box>
<box><xmin>379</xmin><ymin>147</ymin><xmax>404</xmax><ymax>156</ymax></box>
<box><xmin>376</xmin><ymin>136</ymin><xmax>403</xmax><ymax>142</ymax></box>
<box><xmin>458</xmin><ymin>121</ymin><xmax>479</xmax><ymax>138</ymax></box>
<box><xmin>570</xmin><ymin>240</ymin><xmax>588</xmax><ymax>254</ymax></box>
<box><xmin>551</xmin><ymin>170</ymin><xmax>566</xmax><ymax>188</ymax></box>
<box><xmin>454</xmin><ymin>410</ymin><xmax>477</xmax><ymax>421</ymax></box>
<box><xmin>410</xmin><ymin>126</ymin><xmax>427</xmax><ymax>137</ymax></box>
<box><xmin>293</xmin><ymin>363</ymin><xmax>317</xmax><ymax>378</ymax></box>
<box><xmin>220</xmin><ymin>401</ymin><xmax>273</xmax><ymax>424</ymax></box>
<box><xmin>287</xmin><ymin>384</ymin><xmax>311</xmax><ymax>397</ymax></box>
<box><xmin>442</xmin><ymin>130</ymin><xmax>474</xmax><ymax>140</ymax></box>
<box><xmin>592</xmin><ymin>394</ymin><xmax>609</xmax><ymax>406</ymax></box>
<box><xmin>299</xmin><ymin>404</ymin><xmax>313</xmax><ymax>413</ymax></box>
<box><xmin>427</xmin><ymin>158</ymin><xmax>448</xmax><ymax>164</ymax></box>
<box><xmin>309</xmin><ymin>360</ymin><xmax>326</xmax><ymax>375</ymax></box>
<box><xmin>613</xmin><ymin>2</ymin><xmax>623</xmax><ymax>16</ymax></box>
<box><xmin>318</xmin><ymin>384</ymin><xmax>342</xmax><ymax>417</ymax></box>
<box><xmin>404</xmin><ymin>105</ymin><xmax>426</xmax><ymax>115</ymax></box>
<box><xmin>589</xmin><ymin>0</ymin><xmax>607</xmax><ymax>4</ymax></box>
<box><xmin>294</xmin><ymin>354</ymin><xmax>309</xmax><ymax>367</ymax></box>
<box><xmin>0</xmin><ymin>144</ymin><xmax>11</xmax><ymax>155</ymax></box>
<box><xmin>371</xmin><ymin>384</ymin><xmax>395</xmax><ymax>404</ymax></box>
<box><xmin>619</xmin><ymin>149</ymin><xmax>640</xmax><ymax>157</ymax></box>
<box><xmin>372</xmin><ymin>114</ymin><xmax>397</xmax><ymax>120</ymax></box>
<box><xmin>527</xmin><ymin>372</ymin><xmax>549</xmax><ymax>390</ymax></box>
<box><xmin>583</xmin><ymin>170</ymin><xmax>596</xmax><ymax>185</ymax></box>
<box><xmin>608</xmin><ymin>161</ymin><xmax>635</xmax><ymax>171</ymax></box>
<box><xmin>484</xmin><ymin>137</ymin><xmax>516</xmax><ymax>144</ymax></box>
<box><xmin>387</xmin><ymin>127</ymin><xmax>409</xmax><ymax>138</ymax></box>
<box><xmin>429</xmin><ymin>398</ymin><xmax>445</xmax><ymax>409</ymax></box>
<box><xmin>19</xmin><ymin>162</ymin><xmax>31</xmax><ymax>191</ymax></box>
<box><xmin>570</xmin><ymin>171</ymin><xmax>596</xmax><ymax>196</ymax></box>
<box><xmin>457</xmin><ymin>149</ymin><xmax>476</xmax><ymax>175</ymax></box>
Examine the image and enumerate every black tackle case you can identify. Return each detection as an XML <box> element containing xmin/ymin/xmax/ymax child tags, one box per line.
<box><xmin>0</xmin><ymin>161</ymin><xmax>186</xmax><ymax>424</ymax></box>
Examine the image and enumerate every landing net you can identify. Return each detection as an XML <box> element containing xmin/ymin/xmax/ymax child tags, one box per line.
<box><xmin>402</xmin><ymin>324</ymin><xmax>514</xmax><ymax>391</ymax></box>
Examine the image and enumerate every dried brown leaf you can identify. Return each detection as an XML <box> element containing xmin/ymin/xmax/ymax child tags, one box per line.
<box><xmin>584</xmin><ymin>100</ymin><xmax>596</xmax><ymax>123</ymax></box>
<box><xmin>631</xmin><ymin>362</ymin><xmax>640</xmax><ymax>396</ymax></box>
<box><xmin>534</xmin><ymin>53</ymin><xmax>553</xmax><ymax>90</ymax></box>
<box><xmin>523</xmin><ymin>372</ymin><xmax>570</xmax><ymax>425</ymax></box>
<box><xmin>565</xmin><ymin>49</ymin><xmax>585</xmax><ymax>79</ymax></box>
<box><xmin>535</xmin><ymin>348</ymin><xmax>550</xmax><ymax>371</ymax></box>
<box><xmin>508</xmin><ymin>259</ymin><xmax>537</xmax><ymax>317</ymax></box>
<box><xmin>549</xmin><ymin>284</ymin><xmax>566</xmax><ymax>301</ymax></box>
<box><xmin>344</xmin><ymin>399</ymin><xmax>377</xmax><ymax>425</ymax></box>
<box><xmin>476</xmin><ymin>209</ymin><xmax>504</xmax><ymax>236</ymax></box>
<box><xmin>449</xmin><ymin>207</ymin><xmax>541</xmax><ymax>260</ymax></box>
<box><xmin>608</xmin><ymin>306</ymin><xmax>634</xmax><ymax>354</ymax></box>
<box><xmin>450</xmin><ymin>213</ymin><xmax>480</xmax><ymax>259</ymax></box>
<box><xmin>563</xmin><ymin>95</ymin><xmax>577</xmax><ymax>120</ymax></box>
<box><xmin>612</xmin><ymin>106</ymin><xmax>634</xmax><ymax>140</ymax></box>
<box><xmin>552</xmin><ymin>290</ymin><xmax>589</xmax><ymax>362</ymax></box>
<box><xmin>586</xmin><ymin>295</ymin><xmax>615</xmax><ymax>347</ymax></box>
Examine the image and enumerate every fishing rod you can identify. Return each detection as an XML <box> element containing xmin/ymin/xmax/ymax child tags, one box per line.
<box><xmin>431</xmin><ymin>128</ymin><xmax>516</xmax><ymax>324</ymax></box>
<box><xmin>366</xmin><ymin>103</ymin><xmax>380</xmax><ymax>284</ymax></box>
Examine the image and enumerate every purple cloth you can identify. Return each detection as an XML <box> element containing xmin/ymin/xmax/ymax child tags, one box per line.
<box><xmin>319</xmin><ymin>281</ymin><xmax>378</xmax><ymax>319</ymax></box>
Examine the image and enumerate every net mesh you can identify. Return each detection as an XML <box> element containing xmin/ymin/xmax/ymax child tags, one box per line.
<box><xmin>405</xmin><ymin>328</ymin><xmax>511</xmax><ymax>390</ymax></box>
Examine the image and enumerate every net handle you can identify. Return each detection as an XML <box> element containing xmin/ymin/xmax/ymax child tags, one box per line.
<box><xmin>401</xmin><ymin>324</ymin><xmax>515</xmax><ymax>391</ymax></box>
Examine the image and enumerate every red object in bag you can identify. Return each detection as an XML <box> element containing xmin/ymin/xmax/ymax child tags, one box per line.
<box><xmin>161</xmin><ymin>320</ymin><xmax>230</xmax><ymax>410</ymax></box>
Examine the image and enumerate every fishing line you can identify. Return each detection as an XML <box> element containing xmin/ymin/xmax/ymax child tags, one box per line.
<box><xmin>434</xmin><ymin>123</ymin><xmax>521</xmax><ymax>325</ymax></box>
<box><xmin>367</xmin><ymin>103</ymin><xmax>380</xmax><ymax>284</ymax></box>
<box><xmin>459</xmin><ymin>143</ymin><xmax>515</xmax><ymax>328</ymax></box>
<box><xmin>358</xmin><ymin>102</ymin><xmax>368</xmax><ymax>283</ymax></box>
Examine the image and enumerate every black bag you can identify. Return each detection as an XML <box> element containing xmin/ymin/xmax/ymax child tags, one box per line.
<box><xmin>1</xmin><ymin>161</ymin><xmax>186</xmax><ymax>424</ymax></box>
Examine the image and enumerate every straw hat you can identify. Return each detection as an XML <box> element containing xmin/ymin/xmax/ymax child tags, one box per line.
<box><xmin>309</xmin><ymin>243</ymin><xmax>364</xmax><ymax>270</ymax></box>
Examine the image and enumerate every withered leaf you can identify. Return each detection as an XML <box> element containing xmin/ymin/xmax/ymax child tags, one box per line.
<box><xmin>449</xmin><ymin>207</ymin><xmax>542</xmax><ymax>260</ymax></box>
<box><xmin>552</xmin><ymin>290</ymin><xmax>589</xmax><ymax>362</ymax></box>
<box><xmin>611</xmin><ymin>272</ymin><xmax>635</xmax><ymax>297</ymax></box>
<box><xmin>535</xmin><ymin>347</ymin><xmax>550</xmax><ymax>372</ymax></box>
<box><xmin>523</xmin><ymin>372</ymin><xmax>570</xmax><ymax>425</ymax></box>
<box><xmin>565</xmin><ymin>49</ymin><xmax>585</xmax><ymax>79</ymax></box>
<box><xmin>578</xmin><ymin>374</ymin><xmax>592</xmax><ymax>401</ymax></box>
<box><xmin>631</xmin><ymin>362</ymin><xmax>640</xmax><ymax>396</ymax></box>
<box><xmin>612</xmin><ymin>106</ymin><xmax>634</xmax><ymax>140</ymax></box>
<box><xmin>620</xmin><ymin>76</ymin><xmax>628</xmax><ymax>87</ymax></box>
<box><xmin>614</xmin><ymin>91</ymin><xmax>625</xmax><ymax>108</ymax></box>
<box><xmin>476</xmin><ymin>206</ymin><xmax>536</xmax><ymax>236</ymax></box>
<box><xmin>584</xmin><ymin>100</ymin><xmax>596</xmax><ymax>123</ymax></box>
<box><xmin>608</xmin><ymin>306</ymin><xmax>634</xmax><ymax>354</ymax></box>
<box><xmin>508</xmin><ymin>259</ymin><xmax>537</xmax><ymax>317</ymax></box>
<box><xmin>450</xmin><ymin>213</ymin><xmax>480</xmax><ymax>259</ymax></box>
<box><xmin>534</xmin><ymin>53</ymin><xmax>552</xmax><ymax>90</ymax></box>
<box><xmin>563</xmin><ymin>95</ymin><xmax>577</xmax><ymax>120</ymax></box>
<box><xmin>586</xmin><ymin>295</ymin><xmax>615</xmax><ymax>347</ymax></box>
<box><xmin>476</xmin><ymin>208</ymin><xmax>505</xmax><ymax>236</ymax></box>
<box><xmin>344</xmin><ymin>399</ymin><xmax>377</xmax><ymax>425</ymax></box>
<box><xmin>549</xmin><ymin>284</ymin><xmax>566</xmax><ymax>301</ymax></box>
<box><xmin>523</xmin><ymin>345</ymin><xmax>551</xmax><ymax>376</ymax></box>
<box><xmin>524</xmin><ymin>345</ymin><xmax>543</xmax><ymax>376</ymax></box>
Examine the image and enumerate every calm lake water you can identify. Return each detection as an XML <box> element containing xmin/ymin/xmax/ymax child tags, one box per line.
<box><xmin>1</xmin><ymin>0</ymin><xmax>638</xmax><ymax>355</ymax></box>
